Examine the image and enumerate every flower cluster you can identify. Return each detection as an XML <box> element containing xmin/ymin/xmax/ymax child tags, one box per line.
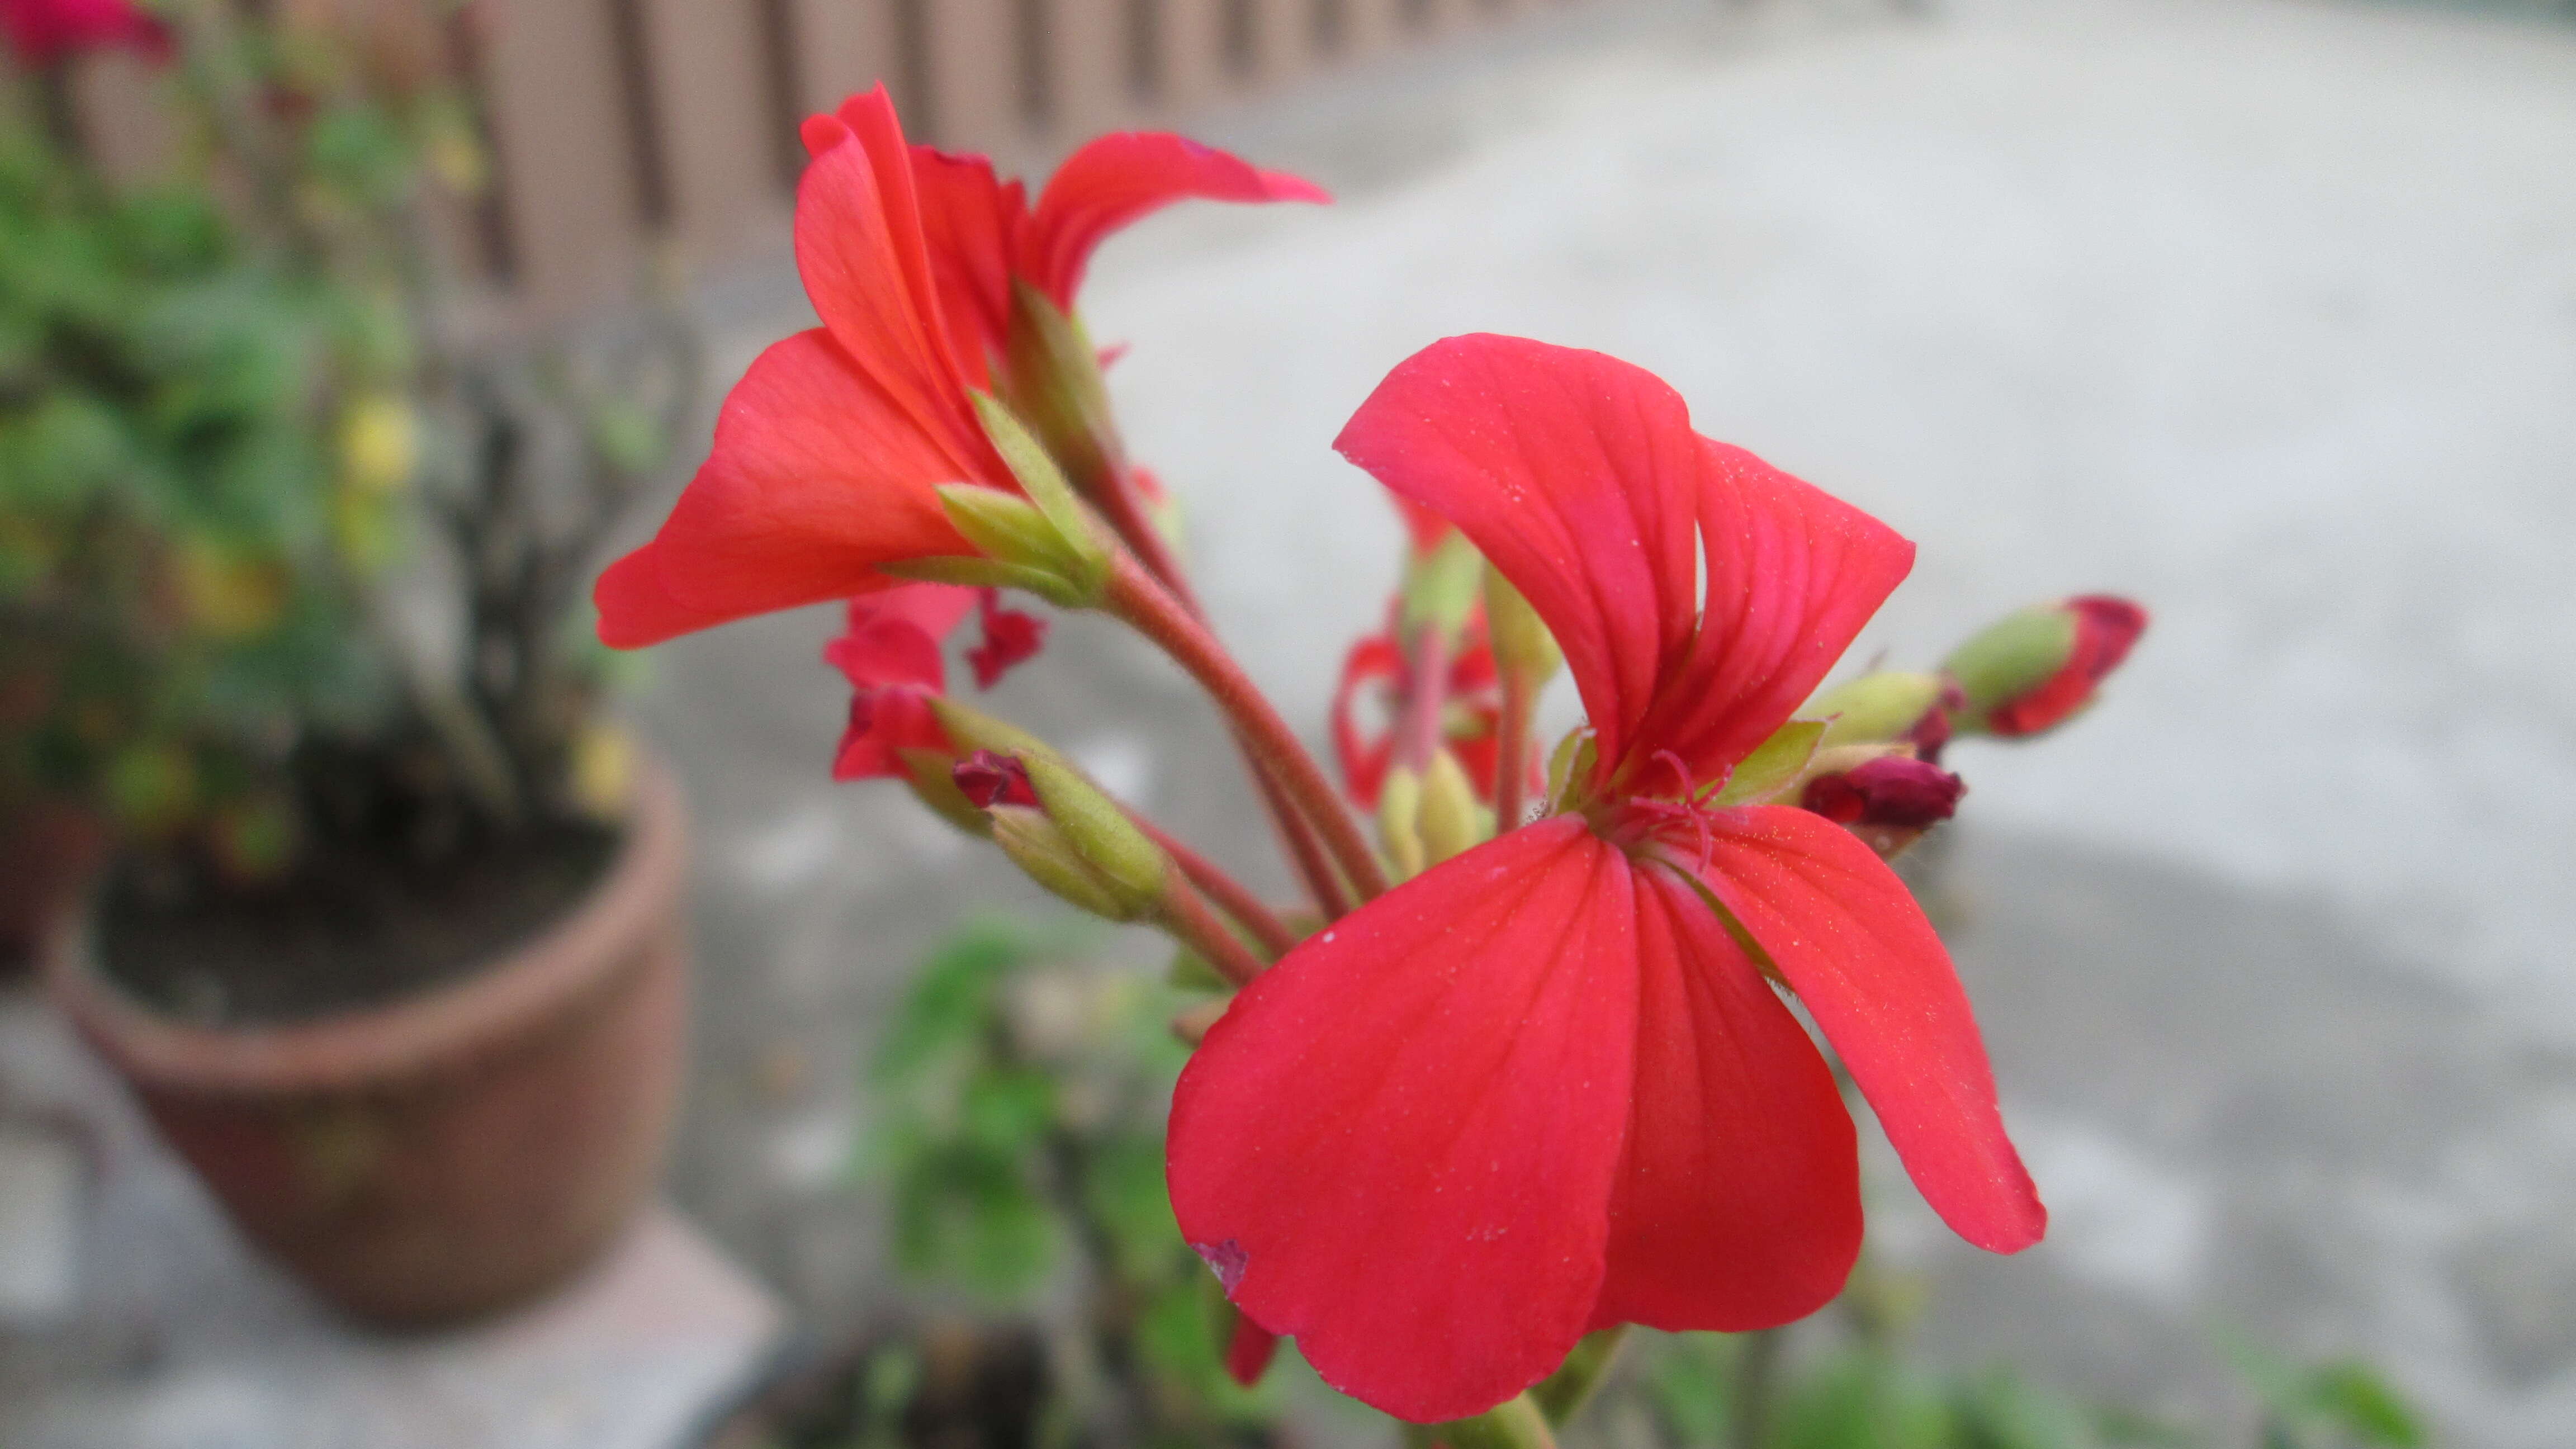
<box><xmin>601</xmin><ymin>92</ymin><xmax>2144</xmax><ymax>1439</ymax></box>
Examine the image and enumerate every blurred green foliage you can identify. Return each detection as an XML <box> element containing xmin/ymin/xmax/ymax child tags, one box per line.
<box><xmin>0</xmin><ymin>117</ymin><xmax>394</xmax><ymax>849</ymax></box>
<box><xmin>861</xmin><ymin>918</ymin><xmax>1281</xmax><ymax>1447</ymax></box>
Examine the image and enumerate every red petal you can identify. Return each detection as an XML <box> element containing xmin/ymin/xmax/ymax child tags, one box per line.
<box><xmin>1224</xmin><ymin>1316</ymin><xmax>1280</xmax><ymax>1387</ymax></box>
<box><xmin>1334</xmin><ymin>337</ymin><xmax>1703</xmax><ymax>785</ymax></box>
<box><xmin>1590</xmin><ymin>868</ymin><xmax>1862</xmax><ymax>1330</ymax></box>
<box><xmin>795</xmin><ymin>90</ymin><xmax>989</xmax><ymax>458</ymax></box>
<box><xmin>831</xmin><ymin>688</ymin><xmax>946</xmax><ymax>781</ymax></box>
<box><xmin>1633</xmin><ymin>441</ymin><xmax>1914</xmax><ymax>782</ymax></box>
<box><xmin>1028</xmin><ymin>132</ymin><xmax>1329</xmax><ymax>305</ymax></box>
<box><xmin>1167</xmin><ymin>820</ymin><xmax>1640</xmax><ymax>1423</ymax></box>
<box><xmin>594</xmin><ymin>331</ymin><xmax>977</xmax><ymax>647</ymax></box>
<box><xmin>1330</xmin><ymin>633</ymin><xmax>1403</xmax><ymax>807</ymax></box>
<box><xmin>964</xmin><ymin>589</ymin><xmax>1048</xmax><ymax>688</ymax></box>
<box><xmin>1693</xmin><ymin>807</ymin><xmax>2045</xmax><ymax>1254</ymax></box>
<box><xmin>823</xmin><ymin>585</ymin><xmax>971</xmax><ymax>690</ymax></box>
<box><xmin>1337</xmin><ymin>337</ymin><xmax>1915</xmax><ymax>791</ymax></box>
<box><xmin>907</xmin><ymin>145</ymin><xmax>1030</xmax><ymax>384</ymax></box>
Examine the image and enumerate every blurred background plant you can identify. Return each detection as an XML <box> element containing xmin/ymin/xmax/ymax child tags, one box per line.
<box><xmin>0</xmin><ymin>0</ymin><xmax>694</xmax><ymax>1003</ymax></box>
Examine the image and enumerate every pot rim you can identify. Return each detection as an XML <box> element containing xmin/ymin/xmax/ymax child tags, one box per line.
<box><xmin>44</xmin><ymin>746</ymin><xmax>689</xmax><ymax>1096</ymax></box>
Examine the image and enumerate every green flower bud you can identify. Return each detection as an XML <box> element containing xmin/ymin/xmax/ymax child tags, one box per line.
<box><xmin>1944</xmin><ymin>606</ymin><xmax>2080</xmax><ymax>721</ymax></box>
<box><xmin>1810</xmin><ymin>670</ymin><xmax>1947</xmax><ymax>747</ymax></box>
<box><xmin>1418</xmin><ymin>748</ymin><xmax>1483</xmax><ymax>865</ymax></box>
<box><xmin>1377</xmin><ymin>764</ymin><xmax>1426</xmax><ymax>880</ymax></box>
<box><xmin>1401</xmin><ymin>529</ymin><xmax>1485</xmax><ymax>642</ymax></box>
<box><xmin>987</xmin><ymin>806</ymin><xmax>1148</xmax><ymax>921</ymax></box>
<box><xmin>1484</xmin><ymin>564</ymin><xmax>1561</xmax><ymax>683</ymax></box>
<box><xmin>1019</xmin><ymin>750</ymin><xmax>1167</xmax><ymax>906</ymax></box>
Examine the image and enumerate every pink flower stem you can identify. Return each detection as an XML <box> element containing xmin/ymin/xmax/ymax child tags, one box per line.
<box><xmin>1495</xmin><ymin>666</ymin><xmax>1536</xmax><ymax>830</ymax></box>
<box><xmin>1157</xmin><ymin>873</ymin><xmax>1267</xmax><ymax>989</ymax></box>
<box><xmin>1131</xmin><ymin>813</ymin><xmax>1300</xmax><ymax>959</ymax></box>
<box><xmin>1096</xmin><ymin>466</ymin><xmax>1357</xmax><ymax>921</ymax></box>
<box><xmin>1106</xmin><ymin>555</ymin><xmax>1390</xmax><ymax>905</ymax></box>
<box><xmin>1396</xmin><ymin>623</ymin><xmax>1452</xmax><ymax>772</ymax></box>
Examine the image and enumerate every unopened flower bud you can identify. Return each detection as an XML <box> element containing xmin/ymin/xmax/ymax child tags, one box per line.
<box><xmin>1377</xmin><ymin>764</ymin><xmax>1426</xmax><ymax>880</ymax></box>
<box><xmin>896</xmin><ymin>747</ymin><xmax>992</xmax><ymax>835</ymax></box>
<box><xmin>1483</xmin><ymin>564</ymin><xmax>1560</xmax><ymax>683</ymax></box>
<box><xmin>911</xmin><ymin>395</ymin><xmax>1112</xmax><ymax>607</ymax></box>
<box><xmin>1944</xmin><ymin>595</ymin><xmax>2147</xmax><ymax>738</ymax></box>
<box><xmin>1417</xmin><ymin>749</ymin><xmax>1483</xmax><ymax>865</ymax></box>
<box><xmin>1801</xmin><ymin>756</ymin><xmax>1966</xmax><ymax>830</ymax></box>
<box><xmin>1400</xmin><ymin>530</ymin><xmax>1484</xmax><ymax>642</ymax></box>
<box><xmin>1017</xmin><ymin>750</ymin><xmax>1168</xmax><ymax>905</ymax></box>
<box><xmin>988</xmin><ymin>806</ymin><xmax>1150</xmax><ymax>921</ymax></box>
<box><xmin>1811</xmin><ymin>670</ymin><xmax>1947</xmax><ymax>747</ymax></box>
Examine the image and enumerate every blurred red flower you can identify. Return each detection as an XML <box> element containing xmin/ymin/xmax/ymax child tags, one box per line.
<box><xmin>594</xmin><ymin>87</ymin><xmax>1323</xmax><ymax>648</ymax></box>
<box><xmin>1</xmin><ymin>0</ymin><xmax>165</xmax><ymax>66</ymax></box>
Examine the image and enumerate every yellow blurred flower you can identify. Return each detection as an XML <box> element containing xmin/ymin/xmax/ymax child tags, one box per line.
<box><xmin>174</xmin><ymin>542</ymin><xmax>290</xmax><ymax>640</ymax></box>
<box><xmin>338</xmin><ymin>394</ymin><xmax>419</xmax><ymax>496</ymax></box>
<box><xmin>569</xmin><ymin>722</ymin><xmax>635</xmax><ymax>821</ymax></box>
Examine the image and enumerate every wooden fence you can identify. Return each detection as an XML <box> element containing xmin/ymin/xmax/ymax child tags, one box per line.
<box><xmin>56</xmin><ymin>1</ymin><xmax>1599</xmax><ymax>318</ymax></box>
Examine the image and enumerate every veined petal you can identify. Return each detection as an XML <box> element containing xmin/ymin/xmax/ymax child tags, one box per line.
<box><xmin>1167</xmin><ymin>818</ymin><xmax>1640</xmax><ymax>1423</ymax></box>
<box><xmin>908</xmin><ymin>145</ymin><xmax>1029</xmax><ymax>383</ymax></box>
<box><xmin>1029</xmin><ymin>132</ymin><xmax>1329</xmax><ymax>305</ymax></box>
<box><xmin>1693</xmin><ymin>806</ymin><xmax>2045</xmax><ymax>1254</ymax></box>
<box><xmin>1590</xmin><ymin>866</ymin><xmax>1863</xmax><ymax>1330</ymax></box>
<box><xmin>594</xmin><ymin>330</ymin><xmax>976</xmax><ymax>647</ymax></box>
<box><xmin>1636</xmin><ymin>441</ymin><xmax>1915</xmax><ymax>780</ymax></box>
<box><xmin>1334</xmin><ymin>336</ymin><xmax>1703</xmax><ymax>783</ymax></box>
<box><xmin>795</xmin><ymin>89</ymin><xmax>986</xmax><ymax>454</ymax></box>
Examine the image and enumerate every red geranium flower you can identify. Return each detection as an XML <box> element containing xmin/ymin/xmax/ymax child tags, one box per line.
<box><xmin>1166</xmin><ymin>336</ymin><xmax>2045</xmax><ymax>1423</ymax></box>
<box><xmin>1</xmin><ymin>0</ymin><xmax>165</xmax><ymax>66</ymax></box>
<box><xmin>595</xmin><ymin>88</ymin><xmax>1324</xmax><ymax>648</ymax></box>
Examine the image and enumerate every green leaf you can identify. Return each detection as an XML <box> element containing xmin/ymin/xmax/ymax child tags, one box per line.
<box><xmin>2304</xmin><ymin>1361</ymin><xmax>2424</xmax><ymax>1447</ymax></box>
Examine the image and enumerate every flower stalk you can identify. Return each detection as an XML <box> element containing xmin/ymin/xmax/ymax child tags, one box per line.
<box><xmin>1105</xmin><ymin>553</ymin><xmax>1389</xmax><ymax>904</ymax></box>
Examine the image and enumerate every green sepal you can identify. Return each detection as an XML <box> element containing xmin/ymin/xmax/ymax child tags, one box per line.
<box><xmin>1710</xmin><ymin>718</ymin><xmax>1829</xmax><ymax>806</ymax></box>
<box><xmin>1002</xmin><ymin>279</ymin><xmax>1123</xmax><ymax>501</ymax></box>
<box><xmin>1543</xmin><ymin>728</ymin><xmax>1598</xmax><ymax>813</ymax></box>
<box><xmin>1532</xmin><ymin>1326</ymin><xmax>1626</xmax><ymax>1427</ymax></box>
<box><xmin>969</xmin><ymin>391</ymin><xmax>1110</xmax><ymax>596</ymax></box>
<box><xmin>883</xmin><ymin>548</ymin><xmax>1091</xmax><ymax>609</ymax></box>
<box><xmin>1431</xmin><ymin>1394</ymin><xmax>1559</xmax><ymax>1449</ymax></box>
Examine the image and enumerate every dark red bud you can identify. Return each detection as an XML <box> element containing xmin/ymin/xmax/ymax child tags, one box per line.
<box><xmin>1802</xmin><ymin>756</ymin><xmax>1966</xmax><ymax>830</ymax></box>
<box><xmin>952</xmin><ymin>750</ymin><xmax>1039</xmax><ymax>809</ymax></box>
<box><xmin>1903</xmin><ymin>680</ymin><xmax>1964</xmax><ymax>765</ymax></box>
<box><xmin>1989</xmin><ymin>595</ymin><xmax>2148</xmax><ymax>737</ymax></box>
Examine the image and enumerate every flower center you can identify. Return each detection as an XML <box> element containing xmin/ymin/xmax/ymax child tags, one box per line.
<box><xmin>1589</xmin><ymin>749</ymin><xmax>1727</xmax><ymax>872</ymax></box>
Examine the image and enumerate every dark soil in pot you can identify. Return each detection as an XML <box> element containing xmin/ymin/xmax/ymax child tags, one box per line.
<box><xmin>97</xmin><ymin>815</ymin><xmax>616</xmax><ymax>1026</ymax></box>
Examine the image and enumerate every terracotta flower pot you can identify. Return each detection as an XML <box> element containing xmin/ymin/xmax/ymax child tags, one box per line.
<box><xmin>44</xmin><ymin>755</ymin><xmax>691</xmax><ymax>1328</ymax></box>
<box><xmin>0</xmin><ymin>795</ymin><xmax>106</xmax><ymax>972</ymax></box>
